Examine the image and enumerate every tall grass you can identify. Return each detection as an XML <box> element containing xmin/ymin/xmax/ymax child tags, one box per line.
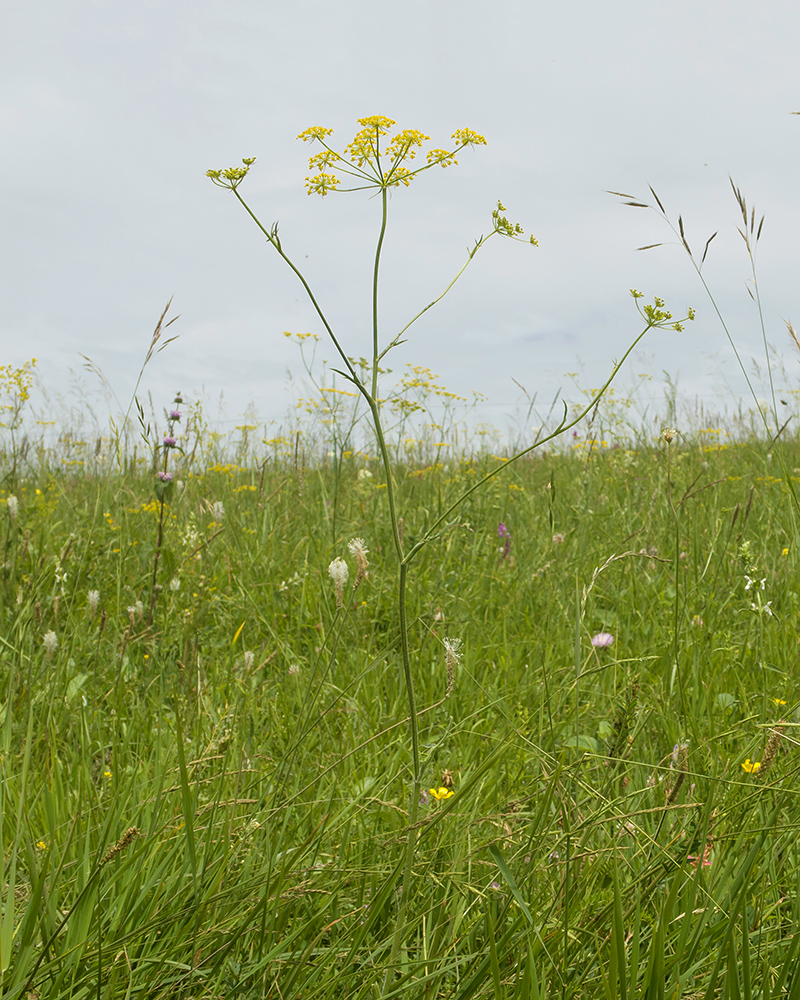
<box><xmin>3</xmin><ymin>406</ymin><xmax>800</xmax><ymax>998</ymax></box>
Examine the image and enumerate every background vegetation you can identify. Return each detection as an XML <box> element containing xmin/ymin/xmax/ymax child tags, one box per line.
<box><xmin>2</xmin><ymin>378</ymin><xmax>800</xmax><ymax>998</ymax></box>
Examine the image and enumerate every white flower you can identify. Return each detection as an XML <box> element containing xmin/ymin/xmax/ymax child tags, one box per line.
<box><xmin>6</xmin><ymin>495</ymin><xmax>18</xmax><ymax>519</ymax></box>
<box><xmin>744</xmin><ymin>576</ymin><xmax>766</xmax><ymax>592</ymax></box>
<box><xmin>43</xmin><ymin>630</ymin><xmax>58</xmax><ymax>659</ymax></box>
<box><xmin>87</xmin><ymin>590</ymin><xmax>100</xmax><ymax>617</ymax></box>
<box><xmin>243</xmin><ymin>650</ymin><xmax>255</xmax><ymax>670</ymax></box>
<box><xmin>348</xmin><ymin>538</ymin><xmax>369</xmax><ymax>587</ymax></box>
<box><xmin>212</xmin><ymin>501</ymin><xmax>225</xmax><ymax>522</ymax></box>
<box><xmin>328</xmin><ymin>557</ymin><xmax>349</xmax><ymax>608</ymax></box>
<box><xmin>169</xmin><ymin>577</ymin><xmax>181</xmax><ymax>592</ymax></box>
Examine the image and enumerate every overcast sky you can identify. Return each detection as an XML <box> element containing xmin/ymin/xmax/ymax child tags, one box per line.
<box><xmin>3</xmin><ymin>0</ymin><xmax>799</xmax><ymax>440</ymax></box>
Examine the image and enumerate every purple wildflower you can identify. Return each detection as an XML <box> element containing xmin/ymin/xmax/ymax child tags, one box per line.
<box><xmin>157</xmin><ymin>471</ymin><xmax>172</xmax><ymax>483</ymax></box>
<box><xmin>169</xmin><ymin>410</ymin><xmax>181</xmax><ymax>421</ymax></box>
<box><xmin>498</xmin><ymin>522</ymin><xmax>511</xmax><ymax>558</ymax></box>
<box><xmin>591</xmin><ymin>632</ymin><xmax>614</xmax><ymax>648</ymax></box>
<box><xmin>163</xmin><ymin>436</ymin><xmax>177</xmax><ymax>448</ymax></box>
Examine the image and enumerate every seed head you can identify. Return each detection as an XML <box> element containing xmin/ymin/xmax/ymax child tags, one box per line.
<box><xmin>99</xmin><ymin>827</ymin><xmax>142</xmax><ymax>867</ymax></box>
<box><xmin>757</xmin><ymin>725</ymin><xmax>784</xmax><ymax>781</ymax></box>
<box><xmin>443</xmin><ymin>637</ymin><xmax>461</xmax><ymax>696</ymax></box>
<box><xmin>348</xmin><ymin>537</ymin><xmax>369</xmax><ymax>587</ymax></box>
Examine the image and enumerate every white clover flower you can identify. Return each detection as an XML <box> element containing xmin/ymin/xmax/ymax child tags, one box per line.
<box><xmin>328</xmin><ymin>557</ymin><xmax>349</xmax><ymax>608</ymax></box>
<box><xmin>43</xmin><ymin>630</ymin><xmax>58</xmax><ymax>660</ymax></box>
<box><xmin>6</xmin><ymin>495</ymin><xmax>18</xmax><ymax>520</ymax></box>
<box><xmin>169</xmin><ymin>577</ymin><xmax>181</xmax><ymax>592</ymax></box>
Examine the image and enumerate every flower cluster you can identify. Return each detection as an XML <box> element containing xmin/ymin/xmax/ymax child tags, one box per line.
<box><xmin>498</xmin><ymin>522</ymin><xmax>511</xmax><ymax>558</ymax></box>
<box><xmin>295</xmin><ymin>116</ymin><xmax>489</xmax><ymax>196</ymax></box>
<box><xmin>629</xmin><ymin>290</ymin><xmax>696</xmax><ymax>332</ymax></box>
<box><xmin>155</xmin><ymin>393</ymin><xmax>183</xmax><ymax>495</ymax></box>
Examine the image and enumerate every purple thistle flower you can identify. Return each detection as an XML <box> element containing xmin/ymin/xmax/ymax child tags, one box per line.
<box><xmin>163</xmin><ymin>436</ymin><xmax>177</xmax><ymax>448</ymax></box>
<box><xmin>157</xmin><ymin>471</ymin><xmax>172</xmax><ymax>483</ymax></box>
<box><xmin>169</xmin><ymin>410</ymin><xmax>182</xmax><ymax>421</ymax></box>
<box><xmin>591</xmin><ymin>632</ymin><xmax>614</xmax><ymax>648</ymax></box>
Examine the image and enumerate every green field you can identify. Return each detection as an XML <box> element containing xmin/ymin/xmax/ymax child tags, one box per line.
<box><xmin>2</xmin><ymin>416</ymin><xmax>800</xmax><ymax>998</ymax></box>
<box><xmin>4</xmin><ymin>118</ymin><xmax>799</xmax><ymax>999</ymax></box>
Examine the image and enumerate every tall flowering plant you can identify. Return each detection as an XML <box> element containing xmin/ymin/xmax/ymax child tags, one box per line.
<box><xmin>208</xmin><ymin>116</ymin><xmax>693</xmax><ymax>987</ymax></box>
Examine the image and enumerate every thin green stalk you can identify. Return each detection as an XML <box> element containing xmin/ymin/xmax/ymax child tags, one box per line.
<box><xmin>371</xmin><ymin>186</ymin><xmax>388</xmax><ymax>400</ymax></box>
<box><xmin>232</xmin><ymin>189</ymin><xmax>358</xmax><ymax>385</ymax></box>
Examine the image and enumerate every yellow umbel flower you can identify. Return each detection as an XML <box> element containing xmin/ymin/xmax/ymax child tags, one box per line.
<box><xmin>386</xmin><ymin>129</ymin><xmax>431</xmax><ymax>161</ymax></box>
<box><xmin>356</xmin><ymin>115</ymin><xmax>396</xmax><ymax>133</ymax></box>
<box><xmin>297</xmin><ymin>126</ymin><xmax>334</xmax><ymax>142</ymax></box>
<box><xmin>451</xmin><ymin>127</ymin><xmax>487</xmax><ymax>147</ymax></box>
<box><xmin>304</xmin><ymin>172</ymin><xmax>341</xmax><ymax>197</ymax></box>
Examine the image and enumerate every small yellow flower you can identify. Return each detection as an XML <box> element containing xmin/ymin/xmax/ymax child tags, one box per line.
<box><xmin>297</xmin><ymin>126</ymin><xmax>334</xmax><ymax>143</ymax></box>
<box><xmin>36</xmin><ymin>840</ymin><xmax>47</xmax><ymax>850</ymax></box>
<box><xmin>782</xmin><ymin>547</ymin><xmax>789</xmax><ymax>556</ymax></box>
<box><xmin>773</xmin><ymin>698</ymin><xmax>787</xmax><ymax>705</ymax></box>
<box><xmin>742</xmin><ymin>759</ymin><xmax>761</xmax><ymax>773</ymax></box>
<box><xmin>451</xmin><ymin>127</ymin><xmax>487</xmax><ymax>147</ymax></box>
<box><xmin>429</xmin><ymin>786</ymin><xmax>455</xmax><ymax>800</ymax></box>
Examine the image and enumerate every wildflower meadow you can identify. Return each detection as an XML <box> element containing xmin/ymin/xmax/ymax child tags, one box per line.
<box><xmin>3</xmin><ymin>117</ymin><xmax>800</xmax><ymax>999</ymax></box>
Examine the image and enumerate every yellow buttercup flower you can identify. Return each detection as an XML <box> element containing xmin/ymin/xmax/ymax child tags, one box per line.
<box><xmin>429</xmin><ymin>786</ymin><xmax>454</xmax><ymax>800</ymax></box>
<box><xmin>741</xmin><ymin>759</ymin><xmax>761</xmax><ymax>773</ymax></box>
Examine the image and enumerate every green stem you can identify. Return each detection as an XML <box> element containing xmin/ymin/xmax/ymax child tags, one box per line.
<box><xmin>232</xmin><ymin>189</ymin><xmax>359</xmax><ymax>385</ymax></box>
<box><xmin>372</xmin><ymin>187</ymin><xmax>388</xmax><ymax>400</ymax></box>
<box><xmin>378</xmin><ymin>235</ymin><xmax>490</xmax><ymax>361</ymax></box>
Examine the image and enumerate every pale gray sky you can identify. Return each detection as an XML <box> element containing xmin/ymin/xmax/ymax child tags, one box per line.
<box><xmin>3</xmin><ymin>0</ymin><xmax>799</xmax><ymax>438</ymax></box>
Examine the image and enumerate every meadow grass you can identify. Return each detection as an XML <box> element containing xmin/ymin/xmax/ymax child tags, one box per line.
<box><xmin>2</xmin><ymin>422</ymin><xmax>800</xmax><ymax>999</ymax></box>
<box><xmin>3</xmin><ymin>116</ymin><xmax>799</xmax><ymax>999</ymax></box>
